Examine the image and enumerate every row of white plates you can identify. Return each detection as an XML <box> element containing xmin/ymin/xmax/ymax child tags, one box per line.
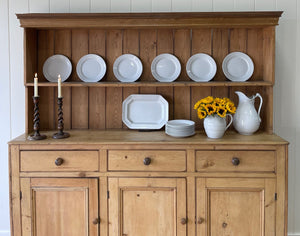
<box><xmin>42</xmin><ymin>52</ymin><xmax>254</xmax><ymax>83</ymax></box>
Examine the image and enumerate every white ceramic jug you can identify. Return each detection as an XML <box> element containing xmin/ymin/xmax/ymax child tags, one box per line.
<box><xmin>233</xmin><ymin>91</ymin><xmax>263</xmax><ymax>135</ymax></box>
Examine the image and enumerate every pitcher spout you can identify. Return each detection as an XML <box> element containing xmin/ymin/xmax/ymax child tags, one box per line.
<box><xmin>235</xmin><ymin>91</ymin><xmax>249</xmax><ymax>102</ymax></box>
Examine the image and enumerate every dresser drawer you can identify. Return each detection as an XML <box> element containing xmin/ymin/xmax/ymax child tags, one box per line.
<box><xmin>108</xmin><ymin>150</ymin><xmax>186</xmax><ymax>171</ymax></box>
<box><xmin>20</xmin><ymin>151</ymin><xmax>99</xmax><ymax>172</ymax></box>
<box><xmin>196</xmin><ymin>151</ymin><xmax>275</xmax><ymax>172</ymax></box>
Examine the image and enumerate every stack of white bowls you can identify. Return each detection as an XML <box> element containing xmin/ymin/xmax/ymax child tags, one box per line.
<box><xmin>165</xmin><ymin>120</ymin><xmax>195</xmax><ymax>138</ymax></box>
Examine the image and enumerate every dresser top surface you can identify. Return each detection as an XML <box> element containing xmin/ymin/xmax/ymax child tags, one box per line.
<box><xmin>9</xmin><ymin>130</ymin><xmax>288</xmax><ymax>146</ymax></box>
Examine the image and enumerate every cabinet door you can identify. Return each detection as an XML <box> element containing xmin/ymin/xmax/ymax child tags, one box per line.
<box><xmin>108</xmin><ymin>178</ymin><xmax>186</xmax><ymax>236</ymax></box>
<box><xmin>20</xmin><ymin>178</ymin><xmax>99</xmax><ymax>236</ymax></box>
<box><xmin>197</xmin><ymin>178</ymin><xmax>276</xmax><ymax>236</ymax></box>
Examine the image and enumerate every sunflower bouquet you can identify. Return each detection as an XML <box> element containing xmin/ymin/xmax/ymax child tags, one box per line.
<box><xmin>194</xmin><ymin>96</ymin><xmax>236</xmax><ymax>119</ymax></box>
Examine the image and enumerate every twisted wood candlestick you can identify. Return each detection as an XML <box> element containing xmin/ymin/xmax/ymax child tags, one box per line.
<box><xmin>28</xmin><ymin>96</ymin><xmax>47</xmax><ymax>140</ymax></box>
<box><xmin>53</xmin><ymin>97</ymin><xmax>70</xmax><ymax>139</ymax></box>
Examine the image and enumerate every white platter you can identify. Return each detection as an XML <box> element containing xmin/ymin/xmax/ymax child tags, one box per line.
<box><xmin>222</xmin><ymin>52</ymin><xmax>254</xmax><ymax>82</ymax></box>
<box><xmin>43</xmin><ymin>54</ymin><xmax>72</xmax><ymax>82</ymax></box>
<box><xmin>113</xmin><ymin>54</ymin><xmax>143</xmax><ymax>82</ymax></box>
<box><xmin>151</xmin><ymin>53</ymin><xmax>181</xmax><ymax>82</ymax></box>
<box><xmin>122</xmin><ymin>94</ymin><xmax>169</xmax><ymax>130</ymax></box>
<box><xmin>76</xmin><ymin>54</ymin><xmax>106</xmax><ymax>82</ymax></box>
<box><xmin>186</xmin><ymin>53</ymin><xmax>216</xmax><ymax>82</ymax></box>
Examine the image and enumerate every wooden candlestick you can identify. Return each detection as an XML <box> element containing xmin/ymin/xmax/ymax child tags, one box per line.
<box><xmin>28</xmin><ymin>96</ymin><xmax>47</xmax><ymax>140</ymax></box>
<box><xmin>53</xmin><ymin>97</ymin><xmax>70</xmax><ymax>139</ymax></box>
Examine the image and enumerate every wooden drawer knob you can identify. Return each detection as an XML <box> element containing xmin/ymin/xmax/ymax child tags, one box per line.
<box><xmin>180</xmin><ymin>218</ymin><xmax>187</xmax><ymax>225</ymax></box>
<box><xmin>197</xmin><ymin>217</ymin><xmax>205</xmax><ymax>224</ymax></box>
<box><xmin>143</xmin><ymin>157</ymin><xmax>151</xmax><ymax>165</ymax></box>
<box><xmin>55</xmin><ymin>157</ymin><xmax>64</xmax><ymax>166</ymax></box>
<box><xmin>93</xmin><ymin>218</ymin><xmax>100</xmax><ymax>225</ymax></box>
<box><xmin>232</xmin><ymin>157</ymin><xmax>240</xmax><ymax>166</ymax></box>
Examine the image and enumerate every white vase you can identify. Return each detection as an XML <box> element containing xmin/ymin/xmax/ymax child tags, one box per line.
<box><xmin>233</xmin><ymin>91</ymin><xmax>263</xmax><ymax>135</ymax></box>
<box><xmin>203</xmin><ymin>114</ymin><xmax>233</xmax><ymax>139</ymax></box>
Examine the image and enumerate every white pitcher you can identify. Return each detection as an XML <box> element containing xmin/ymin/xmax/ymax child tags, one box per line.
<box><xmin>233</xmin><ymin>91</ymin><xmax>263</xmax><ymax>135</ymax></box>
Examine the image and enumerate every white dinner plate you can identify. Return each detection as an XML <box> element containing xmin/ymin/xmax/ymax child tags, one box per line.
<box><xmin>122</xmin><ymin>94</ymin><xmax>169</xmax><ymax>129</ymax></box>
<box><xmin>166</xmin><ymin>119</ymin><xmax>195</xmax><ymax>128</ymax></box>
<box><xmin>151</xmin><ymin>53</ymin><xmax>181</xmax><ymax>82</ymax></box>
<box><xmin>165</xmin><ymin>129</ymin><xmax>195</xmax><ymax>138</ymax></box>
<box><xmin>113</xmin><ymin>54</ymin><xmax>143</xmax><ymax>82</ymax></box>
<box><xmin>222</xmin><ymin>52</ymin><xmax>254</xmax><ymax>82</ymax></box>
<box><xmin>76</xmin><ymin>54</ymin><xmax>106</xmax><ymax>82</ymax></box>
<box><xmin>186</xmin><ymin>53</ymin><xmax>216</xmax><ymax>82</ymax></box>
<box><xmin>43</xmin><ymin>54</ymin><xmax>72</xmax><ymax>82</ymax></box>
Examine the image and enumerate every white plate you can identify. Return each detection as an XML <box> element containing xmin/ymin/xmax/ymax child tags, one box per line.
<box><xmin>186</xmin><ymin>53</ymin><xmax>216</xmax><ymax>82</ymax></box>
<box><xmin>166</xmin><ymin>127</ymin><xmax>195</xmax><ymax>134</ymax></box>
<box><xmin>151</xmin><ymin>53</ymin><xmax>181</xmax><ymax>82</ymax></box>
<box><xmin>165</xmin><ymin>129</ymin><xmax>195</xmax><ymax>138</ymax></box>
<box><xmin>165</xmin><ymin>128</ymin><xmax>195</xmax><ymax>135</ymax></box>
<box><xmin>122</xmin><ymin>94</ymin><xmax>169</xmax><ymax>129</ymax></box>
<box><xmin>43</xmin><ymin>54</ymin><xmax>72</xmax><ymax>82</ymax></box>
<box><xmin>113</xmin><ymin>54</ymin><xmax>143</xmax><ymax>82</ymax></box>
<box><xmin>222</xmin><ymin>52</ymin><xmax>254</xmax><ymax>82</ymax></box>
<box><xmin>76</xmin><ymin>54</ymin><xmax>106</xmax><ymax>82</ymax></box>
<box><xmin>166</xmin><ymin>119</ymin><xmax>195</xmax><ymax>128</ymax></box>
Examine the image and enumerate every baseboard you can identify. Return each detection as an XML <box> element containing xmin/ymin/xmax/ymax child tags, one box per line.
<box><xmin>0</xmin><ymin>231</ymin><xmax>10</xmax><ymax>236</ymax></box>
<box><xmin>289</xmin><ymin>234</ymin><xmax>300</xmax><ymax>236</ymax></box>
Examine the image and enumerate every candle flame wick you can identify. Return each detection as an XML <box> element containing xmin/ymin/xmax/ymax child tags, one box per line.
<box><xmin>35</xmin><ymin>73</ymin><xmax>37</xmax><ymax>77</ymax></box>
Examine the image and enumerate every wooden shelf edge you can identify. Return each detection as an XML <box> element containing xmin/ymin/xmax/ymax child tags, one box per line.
<box><xmin>16</xmin><ymin>12</ymin><xmax>283</xmax><ymax>29</ymax></box>
<box><xmin>25</xmin><ymin>81</ymin><xmax>274</xmax><ymax>87</ymax></box>
<box><xmin>9</xmin><ymin>130</ymin><xmax>289</xmax><ymax>145</ymax></box>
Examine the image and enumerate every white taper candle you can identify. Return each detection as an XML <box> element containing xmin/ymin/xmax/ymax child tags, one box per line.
<box><xmin>58</xmin><ymin>75</ymin><xmax>62</xmax><ymax>98</ymax></box>
<box><xmin>34</xmin><ymin>73</ymin><xmax>38</xmax><ymax>97</ymax></box>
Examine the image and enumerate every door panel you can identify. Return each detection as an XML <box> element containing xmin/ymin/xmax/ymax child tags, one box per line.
<box><xmin>108</xmin><ymin>178</ymin><xmax>186</xmax><ymax>236</ymax></box>
<box><xmin>20</xmin><ymin>178</ymin><xmax>98</xmax><ymax>236</ymax></box>
<box><xmin>209</xmin><ymin>190</ymin><xmax>262</xmax><ymax>235</ymax></box>
<box><xmin>197</xmin><ymin>178</ymin><xmax>276</xmax><ymax>236</ymax></box>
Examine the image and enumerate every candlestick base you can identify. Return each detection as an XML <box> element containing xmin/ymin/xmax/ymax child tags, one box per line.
<box><xmin>52</xmin><ymin>131</ymin><xmax>70</xmax><ymax>139</ymax></box>
<box><xmin>28</xmin><ymin>96</ymin><xmax>47</xmax><ymax>141</ymax></box>
<box><xmin>28</xmin><ymin>133</ymin><xmax>47</xmax><ymax>140</ymax></box>
<box><xmin>53</xmin><ymin>97</ymin><xmax>70</xmax><ymax>139</ymax></box>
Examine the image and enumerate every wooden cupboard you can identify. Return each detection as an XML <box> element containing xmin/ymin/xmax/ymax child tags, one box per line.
<box><xmin>9</xmin><ymin>131</ymin><xmax>288</xmax><ymax>236</ymax></box>
<box><xmin>9</xmin><ymin>12</ymin><xmax>288</xmax><ymax>236</ymax></box>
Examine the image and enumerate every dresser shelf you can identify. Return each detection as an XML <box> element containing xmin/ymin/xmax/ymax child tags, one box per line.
<box><xmin>26</xmin><ymin>81</ymin><xmax>274</xmax><ymax>87</ymax></box>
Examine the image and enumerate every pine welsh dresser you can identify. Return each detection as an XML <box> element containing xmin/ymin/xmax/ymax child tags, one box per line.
<box><xmin>9</xmin><ymin>12</ymin><xmax>288</xmax><ymax>236</ymax></box>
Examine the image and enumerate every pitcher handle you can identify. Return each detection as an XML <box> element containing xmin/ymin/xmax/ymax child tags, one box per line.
<box><xmin>225</xmin><ymin>114</ymin><xmax>233</xmax><ymax>131</ymax></box>
<box><xmin>255</xmin><ymin>93</ymin><xmax>263</xmax><ymax>121</ymax></box>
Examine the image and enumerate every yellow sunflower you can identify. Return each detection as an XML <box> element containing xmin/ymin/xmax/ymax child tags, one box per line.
<box><xmin>201</xmin><ymin>96</ymin><xmax>214</xmax><ymax>104</ymax></box>
<box><xmin>204</xmin><ymin>104</ymin><xmax>216</xmax><ymax>115</ymax></box>
<box><xmin>217</xmin><ymin>106</ymin><xmax>227</xmax><ymax>118</ymax></box>
<box><xmin>213</xmin><ymin>97</ymin><xmax>224</xmax><ymax>108</ymax></box>
<box><xmin>194</xmin><ymin>100</ymin><xmax>202</xmax><ymax>110</ymax></box>
<box><xmin>226</xmin><ymin>102</ymin><xmax>236</xmax><ymax>114</ymax></box>
<box><xmin>197</xmin><ymin>109</ymin><xmax>207</xmax><ymax>119</ymax></box>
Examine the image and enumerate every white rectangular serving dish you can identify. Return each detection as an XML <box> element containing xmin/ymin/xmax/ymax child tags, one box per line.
<box><xmin>122</xmin><ymin>94</ymin><xmax>169</xmax><ymax>129</ymax></box>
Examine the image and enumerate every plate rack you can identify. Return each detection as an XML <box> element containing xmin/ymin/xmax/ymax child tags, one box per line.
<box><xmin>17</xmin><ymin>12</ymin><xmax>282</xmax><ymax>133</ymax></box>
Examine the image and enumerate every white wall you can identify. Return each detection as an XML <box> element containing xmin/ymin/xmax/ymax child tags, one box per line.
<box><xmin>0</xmin><ymin>0</ymin><xmax>299</xmax><ymax>235</ymax></box>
